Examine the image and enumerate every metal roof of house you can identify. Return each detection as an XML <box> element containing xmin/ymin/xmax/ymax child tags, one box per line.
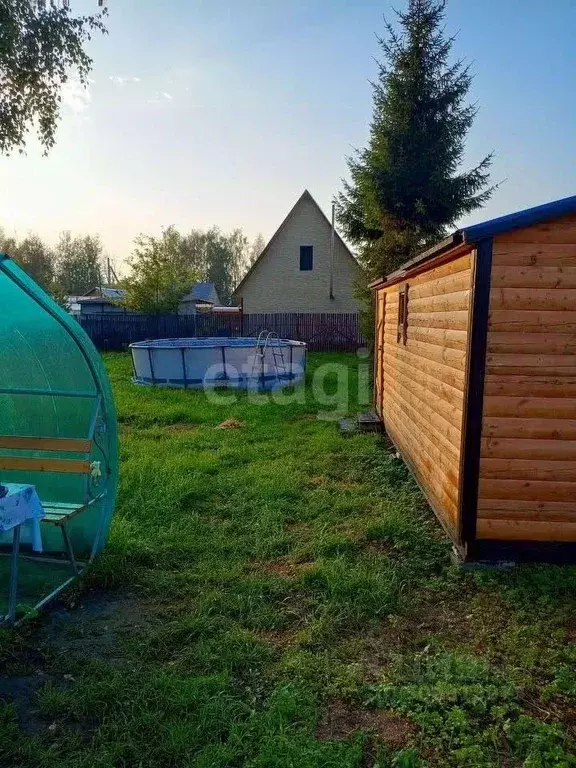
<box><xmin>82</xmin><ymin>286</ymin><xmax>127</xmax><ymax>300</ymax></box>
<box><xmin>180</xmin><ymin>282</ymin><xmax>220</xmax><ymax>304</ymax></box>
<box><xmin>77</xmin><ymin>295</ymin><xmax>126</xmax><ymax>305</ymax></box>
<box><xmin>370</xmin><ymin>193</ymin><xmax>576</xmax><ymax>288</ymax></box>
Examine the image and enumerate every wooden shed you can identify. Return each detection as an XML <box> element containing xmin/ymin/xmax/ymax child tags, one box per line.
<box><xmin>371</xmin><ymin>195</ymin><xmax>576</xmax><ymax>562</ymax></box>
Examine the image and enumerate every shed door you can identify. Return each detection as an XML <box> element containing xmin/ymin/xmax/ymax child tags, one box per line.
<box><xmin>375</xmin><ymin>291</ymin><xmax>386</xmax><ymax>416</ymax></box>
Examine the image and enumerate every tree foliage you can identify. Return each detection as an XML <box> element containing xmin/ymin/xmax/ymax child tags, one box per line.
<box><xmin>0</xmin><ymin>227</ymin><xmax>108</xmax><ymax>304</ymax></box>
<box><xmin>0</xmin><ymin>219</ymin><xmax>251</xmax><ymax>315</ymax></box>
<box><xmin>248</xmin><ymin>233</ymin><xmax>267</xmax><ymax>266</ymax></box>
<box><xmin>124</xmin><ymin>226</ymin><xmax>201</xmax><ymax>314</ymax></box>
<box><xmin>337</xmin><ymin>0</ymin><xmax>495</xmax><ymax>278</ymax></box>
<box><xmin>201</xmin><ymin>228</ymin><xmax>248</xmax><ymax>305</ymax></box>
<box><xmin>179</xmin><ymin>227</ymin><xmax>249</xmax><ymax>304</ymax></box>
<box><xmin>124</xmin><ymin>225</ymin><xmax>251</xmax><ymax>312</ymax></box>
<box><xmin>53</xmin><ymin>231</ymin><xmax>104</xmax><ymax>296</ymax></box>
<box><xmin>10</xmin><ymin>233</ymin><xmax>54</xmax><ymax>288</ymax></box>
<box><xmin>0</xmin><ymin>1</ymin><xmax>106</xmax><ymax>155</ymax></box>
<box><xmin>0</xmin><ymin>228</ymin><xmax>55</xmax><ymax>289</ymax></box>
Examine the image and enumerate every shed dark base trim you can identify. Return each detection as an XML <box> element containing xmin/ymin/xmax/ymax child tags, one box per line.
<box><xmin>465</xmin><ymin>539</ymin><xmax>576</xmax><ymax>565</ymax></box>
<box><xmin>458</xmin><ymin>237</ymin><xmax>493</xmax><ymax>551</ymax></box>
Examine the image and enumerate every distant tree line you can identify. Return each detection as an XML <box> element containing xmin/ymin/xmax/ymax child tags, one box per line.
<box><xmin>0</xmin><ymin>225</ymin><xmax>266</xmax><ymax>313</ymax></box>
<box><xmin>124</xmin><ymin>226</ymin><xmax>265</xmax><ymax>314</ymax></box>
<box><xmin>0</xmin><ymin>229</ymin><xmax>108</xmax><ymax>305</ymax></box>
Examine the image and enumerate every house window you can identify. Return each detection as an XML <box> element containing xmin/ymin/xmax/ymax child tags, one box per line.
<box><xmin>397</xmin><ymin>284</ymin><xmax>409</xmax><ymax>344</ymax></box>
<box><xmin>300</xmin><ymin>245</ymin><xmax>313</xmax><ymax>271</ymax></box>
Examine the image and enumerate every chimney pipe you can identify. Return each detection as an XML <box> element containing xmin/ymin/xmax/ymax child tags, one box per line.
<box><xmin>329</xmin><ymin>203</ymin><xmax>335</xmax><ymax>300</ymax></box>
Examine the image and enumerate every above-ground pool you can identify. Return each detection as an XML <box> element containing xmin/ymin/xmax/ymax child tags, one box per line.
<box><xmin>130</xmin><ymin>337</ymin><xmax>307</xmax><ymax>390</ymax></box>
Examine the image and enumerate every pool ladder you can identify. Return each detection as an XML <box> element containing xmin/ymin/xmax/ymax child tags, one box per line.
<box><xmin>251</xmin><ymin>331</ymin><xmax>287</xmax><ymax>385</ymax></box>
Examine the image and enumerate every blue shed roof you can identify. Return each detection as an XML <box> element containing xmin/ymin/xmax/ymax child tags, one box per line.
<box><xmin>373</xmin><ymin>194</ymin><xmax>576</xmax><ymax>286</ymax></box>
<box><xmin>461</xmin><ymin>194</ymin><xmax>576</xmax><ymax>242</ymax></box>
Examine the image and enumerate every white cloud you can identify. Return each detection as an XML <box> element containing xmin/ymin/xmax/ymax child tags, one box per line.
<box><xmin>147</xmin><ymin>91</ymin><xmax>174</xmax><ymax>105</ymax></box>
<box><xmin>61</xmin><ymin>78</ymin><xmax>91</xmax><ymax>113</ymax></box>
<box><xmin>109</xmin><ymin>76</ymin><xmax>141</xmax><ymax>87</ymax></box>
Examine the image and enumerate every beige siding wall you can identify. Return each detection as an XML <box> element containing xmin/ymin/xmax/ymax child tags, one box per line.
<box><xmin>234</xmin><ymin>194</ymin><xmax>361</xmax><ymax>313</ymax></box>
<box><xmin>377</xmin><ymin>254</ymin><xmax>474</xmax><ymax>535</ymax></box>
<box><xmin>478</xmin><ymin>213</ymin><xmax>576</xmax><ymax>542</ymax></box>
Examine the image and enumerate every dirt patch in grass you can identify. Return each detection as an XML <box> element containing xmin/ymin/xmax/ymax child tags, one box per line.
<box><xmin>0</xmin><ymin>670</ymin><xmax>52</xmax><ymax>735</ymax></box>
<box><xmin>276</xmin><ymin>592</ymin><xmax>316</xmax><ymax>628</ymax></box>
<box><xmin>163</xmin><ymin>422</ymin><xmax>197</xmax><ymax>434</ymax></box>
<box><xmin>303</xmin><ymin>475</ymin><xmax>364</xmax><ymax>493</ymax></box>
<box><xmin>560</xmin><ymin>707</ymin><xmax>576</xmax><ymax>729</ymax></box>
<box><xmin>0</xmin><ymin>591</ymin><xmax>157</xmax><ymax>735</ymax></box>
<box><xmin>40</xmin><ymin>590</ymin><xmax>157</xmax><ymax>664</ymax></box>
<box><xmin>292</xmin><ymin>414</ymin><xmax>318</xmax><ymax>422</ymax></box>
<box><xmin>206</xmin><ymin>514</ymin><xmax>227</xmax><ymax>525</ymax></box>
<box><xmin>217</xmin><ymin>418</ymin><xmax>246</xmax><ymax>429</ymax></box>
<box><xmin>285</xmin><ymin>522</ymin><xmax>312</xmax><ymax>534</ymax></box>
<box><xmin>562</xmin><ymin>618</ymin><xmax>576</xmax><ymax>645</ymax></box>
<box><xmin>250</xmin><ymin>558</ymin><xmax>316</xmax><ymax>578</ymax></box>
<box><xmin>304</xmin><ymin>475</ymin><xmax>327</xmax><ymax>488</ymax></box>
<box><xmin>356</xmin><ymin>588</ymin><xmax>542</xmax><ymax>685</ymax></box>
<box><xmin>254</xmin><ymin>627</ymin><xmax>300</xmax><ymax>649</ymax></box>
<box><xmin>316</xmin><ymin>697</ymin><xmax>415</xmax><ymax>749</ymax></box>
<box><xmin>360</xmin><ymin>539</ymin><xmax>396</xmax><ymax>557</ymax></box>
<box><xmin>357</xmin><ymin>593</ymin><xmax>480</xmax><ymax>680</ymax></box>
<box><xmin>336</xmin><ymin>482</ymin><xmax>366</xmax><ymax>494</ymax></box>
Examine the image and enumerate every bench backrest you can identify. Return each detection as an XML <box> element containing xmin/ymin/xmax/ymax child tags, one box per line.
<box><xmin>0</xmin><ymin>436</ymin><xmax>92</xmax><ymax>474</ymax></box>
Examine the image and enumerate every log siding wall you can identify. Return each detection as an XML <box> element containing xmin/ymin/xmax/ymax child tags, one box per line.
<box><xmin>477</xmin><ymin>213</ymin><xmax>576</xmax><ymax>542</ymax></box>
<box><xmin>375</xmin><ymin>253</ymin><xmax>474</xmax><ymax>536</ymax></box>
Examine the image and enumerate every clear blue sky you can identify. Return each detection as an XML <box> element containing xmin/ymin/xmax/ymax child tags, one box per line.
<box><xmin>0</xmin><ymin>0</ymin><xmax>574</xmax><ymax>270</ymax></box>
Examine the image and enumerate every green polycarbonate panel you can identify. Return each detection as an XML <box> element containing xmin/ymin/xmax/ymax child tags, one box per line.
<box><xmin>0</xmin><ymin>253</ymin><xmax>118</xmax><ymax>556</ymax></box>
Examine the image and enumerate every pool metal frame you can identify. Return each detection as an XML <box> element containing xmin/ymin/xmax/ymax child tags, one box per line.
<box><xmin>130</xmin><ymin>337</ymin><xmax>306</xmax><ymax>390</ymax></box>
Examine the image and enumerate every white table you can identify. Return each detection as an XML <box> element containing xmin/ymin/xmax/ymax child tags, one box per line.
<box><xmin>0</xmin><ymin>483</ymin><xmax>45</xmax><ymax>624</ymax></box>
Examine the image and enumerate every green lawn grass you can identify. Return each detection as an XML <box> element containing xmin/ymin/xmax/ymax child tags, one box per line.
<box><xmin>1</xmin><ymin>351</ymin><xmax>576</xmax><ymax>767</ymax></box>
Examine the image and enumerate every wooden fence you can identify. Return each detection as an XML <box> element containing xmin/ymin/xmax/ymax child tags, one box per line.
<box><xmin>79</xmin><ymin>312</ymin><xmax>366</xmax><ymax>352</ymax></box>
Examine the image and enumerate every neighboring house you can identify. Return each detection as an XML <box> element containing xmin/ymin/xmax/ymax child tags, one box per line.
<box><xmin>75</xmin><ymin>286</ymin><xmax>128</xmax><ymax>316</ymax></box>
<box><xmin>179</xmin><ymin>282</ymin><xmax>221</xmax><ymax>315</ymax></box>
<box><xmin>232</xmin><ymin>190</ymin><xmax>362</xmax><ymax>314</ymax></box>
<box><xmin>67</xmin><ymin>296</ymin><xmax>83</xmax><ymax>315</ymax></box>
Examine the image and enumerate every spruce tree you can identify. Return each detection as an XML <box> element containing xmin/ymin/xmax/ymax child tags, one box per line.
<box><xmin>337</xmin><ymin>0</ymin><xmax>495</xmax><ymax>278</ymax></box>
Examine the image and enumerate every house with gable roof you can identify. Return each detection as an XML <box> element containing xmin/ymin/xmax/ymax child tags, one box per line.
<box><xmin>232</xmin><ymin>190</ymin><xmax>363</xmax><ymax>313</ymax></box>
